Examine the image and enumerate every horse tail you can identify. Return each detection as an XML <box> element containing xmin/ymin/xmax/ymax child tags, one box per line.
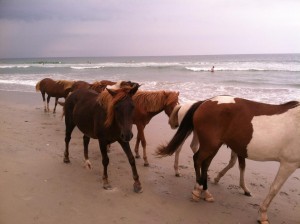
<box><xmin>156</xmin><ymin>101</ymin><xmax>203</xmax><ymax>157</ymax></box>
<box><xmin>35</xmin><ymin>80</ymin><xmax>41</xmax><ymax>92</ymax></box>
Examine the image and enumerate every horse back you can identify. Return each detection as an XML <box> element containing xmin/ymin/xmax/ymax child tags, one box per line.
<box><xmin>194</xmin><ymin>96</ymin><xmax>300</xmax><ymax>161</ymax></box>
<box><xmin>65</xmin><ymin>89</ymin><xmax>103</xmax><ymax>139</ymax></box>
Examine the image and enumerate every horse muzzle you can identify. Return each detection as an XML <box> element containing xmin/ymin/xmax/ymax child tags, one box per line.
<box><xmin>121</xmin><ymin>132</ymin><xmax>133</xmax><ymax>142</ymax></box>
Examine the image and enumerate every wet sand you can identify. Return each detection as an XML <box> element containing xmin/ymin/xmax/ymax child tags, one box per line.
<box><xmin>0</xmin><ymin>90</ymin><xmax>299</xmax><ymax>224</ymax></box>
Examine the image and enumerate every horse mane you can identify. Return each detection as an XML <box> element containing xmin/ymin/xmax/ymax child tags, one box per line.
<box><xmin>56</xmin><ymin>80</ymin><xmax>75</xmax><ymax>90</ymax></box>
<box><xmin>91</xmin><ymin>80</ymin><xmax>116</xmax><ymax>92</ymax></box>
<box><xmin>133</xmin><ymin>91</ymin><xmax>178</xmax><ymax>112</ymax></box>
<box><xmin>97</xmin><ymin>88</ymin><xmax>130</xmax><ymax>127</ymax></box>
<box><xmin>169</xmin><ymin>104</ymin><xmax>181</xmax><ymax>128</ymax></box>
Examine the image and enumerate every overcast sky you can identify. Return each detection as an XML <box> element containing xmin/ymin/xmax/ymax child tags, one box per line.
<box><xmin>0</xmin><ymin>0</ymin><xmax>300</xmax><ymax>58</ymax></box>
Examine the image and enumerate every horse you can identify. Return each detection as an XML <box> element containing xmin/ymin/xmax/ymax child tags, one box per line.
<box><xmin>36</xmin><ymin>78</ymin><xmax>75</xmax><ymax>113</ymax></box>
<box><xmin>70</xmin><ymin>80</ymin><xmax>134</xmax><ymax>93</ymax></box>
<box><xmin>63</xmin><ymin>83</ymin><xmax>143</xmax><ymax>193</ymax></box>
<box><xmin>132</xmin><ymin>90</ymin><xmax>179</xmax><ymax>166</ymax></box>
<box><xmin>70</xmin><ymin>80</ymin><xmax>91</xmax><ymax>92</ymax></box>
<box><xmin>168</xmin><ymin>102</ymin><xmax>251</xmax><ymax>196</ymax></box>
<box><xmin>157</xmin><ymin>95</ymin><xmax>300</xmax><ymax>224</ymax></box>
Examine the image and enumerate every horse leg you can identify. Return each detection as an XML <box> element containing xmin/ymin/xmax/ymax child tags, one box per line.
<box><xmin>174</xmin><ymin>132</ymin><xmax>198</xmax><ymax>177</ymax></box>
<box><xmin>135</xmin><ymin>124</ymin><xmax>148</xmax><ymax>166</ymax></box>
<box><xmin>258</xmin><ymin>162</ymin><xmax>297</xmax><ymax>224</ymax></box>
<box><xmin>118</xmin><ymin>140</ymin><xmax>143</xmax><ymax>193</ymax></box>
<box><xmin>53</xmin><ymin>97</ymin><xmax>58</xmax><ymax>113</ymax></box>
<box><xmin>134</xmin><ymin>135</ymin><xmax>141</xmax><ymax>158</ymax></box>
<box><xmin>192</xmin><ymin>143</ymin><xmax>220</xmax><ymax>202</ymax></box>
<box><xmin>46</xmin><ymin>95</ymin><xmax>51</xmax><ymax>112</ymax></box>
<box><xmin>98</xmin><ymin>140</ymin><xmax>111</xmax><ymax>190</ymax></box>
<box><xmin>41</xmin><ymin>92</ymin><xmax>47</xmax><ymax>112</ymax></box>
<box><xmin>174</xmin><ymin>142</ymin><xmax>184</xmax><ymax>177</ymax></box>
<box><xmin>83</xmin><ymin>135</ymin><xmax>92</xmax><ymax>169</ymax></box>
<box><xmin>134</xmin><ymin>124</ymin><xmax>142</xmax><ymax>158</ymax></box>
<box><xmin>214</xmin><ymin>150</ymin><xmax>237</xmax><ymax>183</ymax></box>
<box><xmin>64</xmin><ymin>120</ymin><xmax>75</xmax><ymax>163</ymax></box>
<box><xmin>237</xmin><ymin>156</ymin><xmax>251</xmax><ymax>196</ymax></box>
<box><xmin>192</xmin><ymin>150</ymin><xmax>201</xmax><ymax>199</ymax></box>
<box><xmin>199</xmin><ymin>152</ymin><xmax>218</xmax><ymax>202</ymax></box>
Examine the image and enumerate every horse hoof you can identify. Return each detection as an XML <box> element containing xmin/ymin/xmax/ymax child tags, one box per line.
<box><xmin>175</xmin><ymin>173</ymin><xmax>181</xmax><ymax>177</ymax></box>
<box><xmin>202</xmin><ymin>190</ymin><xmax>214</xmax><ymax>202</ymax></box>
<box><xmin>204</xmin><ymin>196</ymin><xmax>215</xmax><ymax>202</ymax></box>
<box><xmin>135</xmin><ymin>155</ymin><xmax>140</xmax><ymax>159</ymax></box>
<box><xmin>244</xmin><ymin>191</ymin><xmax>252</xmax><ymax>197</ymax></box>
<box><xmin>103</xmin><ymin>184</ymin><xmax>112</xmax><ymax>190</ymax></box>
<box><xmin>257</xmin><ymin>220</ymin><xmax>269</xmax><ymax>224</ymax></box>
<box><xmin>133</xmin><ymin>183</ymin><xmax>143</xmax><ymax>193</ymax></box>
<box><xmin>213</xmin><ymin>178</ymin><xmax>220</xmax><ymax>184</ymax></box>
<box><xmin>144</xmin><ymin>163</ymin><xmax>149</xmax><ymax>167</ymax></box>
<box><xmin>191</xmin><ymin>190</ymin><xmax>201</xmax><ymax>202</ymax></box>
<box><xmin>63</xmin><ymin>158</ymin><xmax>70</xmax><ymax>163</ymax></box>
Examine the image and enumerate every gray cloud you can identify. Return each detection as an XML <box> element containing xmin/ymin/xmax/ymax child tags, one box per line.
<box><xmin>0</xmin><ymin>0</ymin><xmax>300</xmax><ymax>58</ymax></box>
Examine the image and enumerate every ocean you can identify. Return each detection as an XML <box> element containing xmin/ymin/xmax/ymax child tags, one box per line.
<box><xmin>1</xmin><ymin>54</ymin><xmax>300</xmax><ymax>104</ymax></box>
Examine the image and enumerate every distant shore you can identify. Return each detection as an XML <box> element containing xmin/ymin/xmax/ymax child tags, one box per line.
<box><xmin>0</xmin><ymin>90</ymin><xmax>299</xmax><ymax>224</ymax></box>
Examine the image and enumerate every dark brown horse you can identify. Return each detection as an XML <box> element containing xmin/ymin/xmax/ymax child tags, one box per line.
<box><xmin>157</xmin><ymin>96</ymin><xmax>300</xmax><ymax>223</ymax></box>
<box><xmin>36</xmin><ymin>78</ymin><xmax>75</xmax><ymax>113</ymax></box>
<box><xmin>63</xmin><ymin>84</ymin><xmax>143</xmax><ymax>193</ymax></box>
<box><xmin>133</xmin><ymin>90</ymin><xmax>179</xmax><ymax>166</ymax></box>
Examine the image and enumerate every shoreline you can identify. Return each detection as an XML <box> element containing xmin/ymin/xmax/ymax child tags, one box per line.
<box><xmin>0</xmin><ymin>90</ymin><xmax>299</xmax><ymax>224</ymax></box>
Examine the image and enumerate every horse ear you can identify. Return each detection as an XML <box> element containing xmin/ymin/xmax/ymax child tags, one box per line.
<box><xmin>106</xmin><ymin>88</ymin><xmax>117</xmax><ymax>96</ymax></box>
<box><xmin>129</xmin><ymin>84</ymin><xmax>140</xmax><ymax>96</ymax></box>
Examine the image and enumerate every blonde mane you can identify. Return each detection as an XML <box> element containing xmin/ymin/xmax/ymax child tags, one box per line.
<box><xmin>133</xmin><ymin>91</ymin><xmax>178</xmax><ymax>112</ymax></box>
<box><xmin>168</xmin><ymin>104</ymin><xmax>181</xmax><ymax>129</ymax></box>
<box><xmin>56</xmin><ymin>80</ymin><xmax>75</xmax><ymax>90</ymax></box>
<box><xmin>97</xmin><ymin>88</ymin><xmax>131</xmax><ymax>127</ymax></box>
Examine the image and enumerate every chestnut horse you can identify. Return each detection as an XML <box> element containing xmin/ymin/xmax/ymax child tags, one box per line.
<box><xmin>168</xmin><ymin>102</ymin><xmax>251</xmax><ymax>196</ymax></box>
<box><xmin>70</xmin><ymin>80</ymin><xmax>117</xmax><ymax>93</ymax></box>
<box><xmin>63</xmin><ymin>84</ymin><xmax>143</xmax><ymax>193</ymax></box>
<box><xmin>36</xmin><ymin>78</ymin><xmax>75</xmax><ymax>113</ymax></box>
<box><xmin>70</xmin><ymin>80</ymin><xmax>132</xmax><ymax>93</ymax></box>
<box><xmin>157</xmin><ymin>95</ymin><xmax>300</xmax><ymax>224</ymax></box>
<box><xmin>133</xmin><ymin>90</ymin><xmax>179</xmax><ymax>166</ymax></box>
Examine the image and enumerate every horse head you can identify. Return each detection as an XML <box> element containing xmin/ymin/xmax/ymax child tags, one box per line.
<box><xmin>164</xmin><ymin>91</ymin><xmax>180</xmax><ymax>117</ymax></box>
<box><xmin>168</xmin><ymin>104</ymin><xmax>181</xmax><ymax>129</ymax></box>
<box><xmin>106</xmin><ymin>84</ymin><xmax>140</xmax><ymax>142</ymax></box>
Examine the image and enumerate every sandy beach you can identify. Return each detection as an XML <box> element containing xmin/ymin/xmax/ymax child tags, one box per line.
<box><xmin>0</xmin><ymin>90</ymin><xmax>299</xmax><ymax>224</ymax></box>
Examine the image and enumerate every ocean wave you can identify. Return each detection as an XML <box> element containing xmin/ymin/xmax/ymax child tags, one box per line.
<box><xmin>0</xmin><ymin>65</ymin><xmax>30</xmax><ymax>69</ymax></box>
<box><xmin>71</xmin><ymin>66</ymin><xmax>104</xmax><ymax>70</ymax></box>
<box><xmin>0</xmin><ymin>79</ymin><xmax>36</xmax><ymax>86</ymax></box>
<box><xmin>185</xmin><ymin>66</ymin><xmax>300</xmax><ymax>72</ymax></box>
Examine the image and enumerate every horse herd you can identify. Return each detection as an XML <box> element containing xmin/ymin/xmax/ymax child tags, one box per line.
<box><xmin>36</xmin><ymin>78</ymin><xmax>300</xmax><ymax>224</ymax></box>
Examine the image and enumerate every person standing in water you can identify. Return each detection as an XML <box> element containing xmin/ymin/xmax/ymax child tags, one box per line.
<box><xmin>211</xmin><ymin>66</ymin><xmax>215</xmax><ymax>72</ymax></box>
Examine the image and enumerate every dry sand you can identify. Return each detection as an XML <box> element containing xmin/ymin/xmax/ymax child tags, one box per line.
<box><xmin>0</xmin><ymin>90</ymin><xmax>299</xmax><ymax>224</ymax></box>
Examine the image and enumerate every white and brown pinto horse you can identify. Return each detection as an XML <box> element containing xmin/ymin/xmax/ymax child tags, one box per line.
<box><xmin>158</xmin><ymin>95</ymin><xmax>300</xmax><ymax>224</ymax></box>
<box><xmin>168</xmin><ymin>102</ymin><xmax>251</xmax><ymax>196</ymax></box>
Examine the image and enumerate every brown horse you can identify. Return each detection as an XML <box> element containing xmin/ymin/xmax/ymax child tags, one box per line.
<box><xmin>157</xmin><ymin>96</ymin><xmax>300</xmax><ymax>223</ymax></box>
<box><xmin>133</xmin><ymin>90</ymin><xmax>179</xmax><ymax>166</ymax></box>
<box><xmin>63</xmin><ymin>84</ymin><xmax>143</xmax><ymax>193</ymax></box>
<box><xmin>70</xmin><ymin>80</ymin><xmax>91</xmax><ymax>92</ymax></box>
<box><xmin>70</xmin><ymin>80</ymin><xmax>133</xmax><ymax>93</ymax></box>
<box><xmin>36</xmin><ymin>78</ymin><xmax>75</xmax><ymax>113</ymax></box>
